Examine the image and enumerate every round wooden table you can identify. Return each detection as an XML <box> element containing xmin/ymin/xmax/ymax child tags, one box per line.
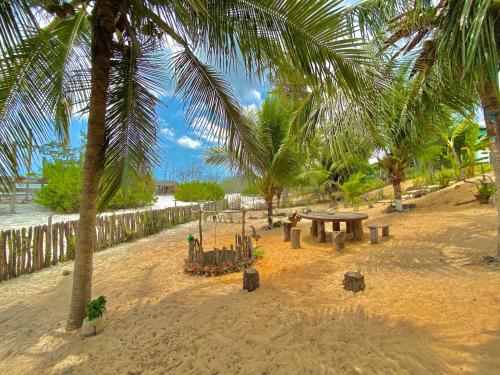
<box><xmin>297</xmin><ymin>212</ymin><xmax>369</xmax><ymax>241</ymax></box>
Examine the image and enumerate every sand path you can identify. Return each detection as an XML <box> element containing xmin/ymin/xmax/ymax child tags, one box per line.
<box><xmin>1</xmin><ymin>182</ymin><xmax>500</xmax><ymax>374</ymax></box>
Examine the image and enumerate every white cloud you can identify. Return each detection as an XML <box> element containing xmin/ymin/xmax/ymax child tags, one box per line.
<box><xmin>243</xmin><ymin>103</ymin><xmax>258</xmax><ymax>114</ymax></box>
<box><xmin>177</xmin><ymin>136</ymin><xmax>201</xmax><ymax>149</ymax></box>
<box><xmin>245</xmin><ymin>89</ymin><xmax>262</xmax><ymax>103</ymax></box>
<box><xmin>192</xmin><ymin>116</ymin><xmax>224</xmax><ymax>143</ymax></box>
<box><xmin>161</xmin><ymin>127</ymin><xmax>175</xmax><ymax>140</ymax></box>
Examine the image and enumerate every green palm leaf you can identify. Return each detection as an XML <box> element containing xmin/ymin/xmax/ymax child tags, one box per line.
<box><xmin>99</xmin><ymin>39</ymin><xmax>165</xmax><ymax>209</ymax></box>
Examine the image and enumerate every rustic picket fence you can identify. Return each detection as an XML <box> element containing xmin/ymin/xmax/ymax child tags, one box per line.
<box><xmin>185</xmin><ymin>233</ymin><xmax>255</xmax><ymax>276</ymax></box>
<box><xmin>0</xmin><ymin>203</ymin><xmax>215</xmax><ymax>282</ymax></box>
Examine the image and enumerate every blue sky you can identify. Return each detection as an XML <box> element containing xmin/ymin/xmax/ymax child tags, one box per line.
<box><xmin>66</xmin><ymin>72</ymin><xmax>272</xmax><ymax>181</ymax></box>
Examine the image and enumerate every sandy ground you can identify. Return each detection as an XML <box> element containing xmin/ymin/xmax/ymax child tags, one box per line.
<box><xmin>1</xmin><ymin>181</ymin><xmax>500</xmax><ymax>374</ymax></box>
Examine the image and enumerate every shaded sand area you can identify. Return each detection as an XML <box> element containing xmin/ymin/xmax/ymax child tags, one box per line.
<box><xmin>1</xmin><ymin>182</ymin><xmax>500</xmax><ymax>374</ymax></box>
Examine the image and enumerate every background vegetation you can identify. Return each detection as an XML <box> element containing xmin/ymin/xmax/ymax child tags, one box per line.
<box><xmin>36</xmin><ymin>143</ymin><xmax>155</xmax><ymax>213</ymax></box>
<box><xmin>174</xmin><ymin>181</ymin><xmax>225</xmax><ymax>202</ymax></box>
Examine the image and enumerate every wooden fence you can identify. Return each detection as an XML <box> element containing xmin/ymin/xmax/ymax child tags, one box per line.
<box><xmin>0</xmin><ymin>203</ymin><xmax>214</xmax><ymax>282</ymax></box>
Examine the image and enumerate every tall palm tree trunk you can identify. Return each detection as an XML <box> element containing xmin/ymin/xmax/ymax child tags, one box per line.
<box><xmin>276</xmin><ymin>189</ymin><xmax>282</xmax><ymax>209</ymax></box>
<box><xmin>392</xmin><ymin>180</ymin><xmax>403</xmax><ymax>212</ymax></box>
<box><xmin>265</xmin><ymin>193</ymin><xmax>273</xmax><ymax>225</ymax></box>
<box><xmin>479</xmin><ymin>78</ymin><xmax>500</xmax><ymax>256</ymax></box>
<box><xmin>67</xmin><ymin>0</ymin><xmax>120</xmax><ymax>329</ymax></box>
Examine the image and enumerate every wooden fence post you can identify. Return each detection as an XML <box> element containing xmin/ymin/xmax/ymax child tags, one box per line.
<box><xmin>0</xmin><ymin>231</ymin><xmax>6</xmax><ymax>280</ymax></box>
<box><xmin>27</xmin><ymin>227</ymin><xmax>33</xmax><ymax>273</ymax></box>
<box><xmin>47</xmin><ymin>216</ymin><xmax>52</xmax><ymax>264</ymax></box>
<box><xmin>52</xmin><ymin>223</ymin><xmax>58</xmax><ymax>265</ymax></box>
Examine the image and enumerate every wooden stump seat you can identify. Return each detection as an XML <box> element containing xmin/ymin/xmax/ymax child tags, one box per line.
<box><xmin>243</xmin><ymin>268</ymin><xmax>259</xmax><ymax>291</ymax></box>
<box><xmin>291</xmin><ymin>228</ymin><xmax>301</xmax><ymax>249</ymax></box>
<box><xmin>367</xmin><ymin>223</ymin><xmax>390</xmax><ymax>244</ymax></box>
<box><xmin>283</xmin><ymin>222</ymin><xmax>292</xmax><ymax>242</ymax></box>
<box><xmin>343</xmin><ymin>271</ymin><xmax>365</xmax><ymax>292</ymax></box>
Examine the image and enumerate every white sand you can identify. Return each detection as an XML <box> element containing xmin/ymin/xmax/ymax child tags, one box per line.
<box><xmin>0</xmin><ymin>181</ymin><xmax>499</xmax><ymax>374</ymax></box>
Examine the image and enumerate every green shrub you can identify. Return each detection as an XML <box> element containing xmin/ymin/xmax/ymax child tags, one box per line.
<box><xmin>254</xmin><ymin>247</ymin><xmax>265</xmax><ymax>259</ymax></box>
<box><xmin>174</xmin><ymin>181</ymin><xmax>225</xmax><ymax>202</ymax></box>
<box><xmin>340</xmin><ymin>173</ymin><xmax>381</xmax><ymax>209</ymax></box>
<box><xmin>107</xmin><ymin>173</ymin><xmax>156</xmax><ymax>209</ymax></box>
<box><xmin>36</xmin><ymin>159</ymin><xmax>83</xmax><ymax>213</ymax></box>
<box><xmin>435</xmin><ymin>168</ymin><xmax>455</xmax><ymax>188</ymax></box>
<box><xmin>241</xmin><ymin>184</ymin><xmax>261</xmax><ymax>196</ymax></box>
<box><xmin>36</xmin><ymin>146</ymin><xmax>155</xmax><ymax>213</ymax></box>
<box><xmin>87</xmin><ymin>296</ymin><xmax>106</xmax><ymax>321</ymax></box>
<box><xmin>474</xmin><ymin>163</ymin><xmax>492</xmax><ymax>175</ymax></box>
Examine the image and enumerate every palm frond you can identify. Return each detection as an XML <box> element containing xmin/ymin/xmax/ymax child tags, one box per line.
<box><xmin>168</xmin><ymin>47</ymin><xmax>264</xmax><ymax>170</ymax></box>
<box><xmin>0</xmin><ymin>10</ymin><xmax>89</xmax><ymax>187</ymax></box>
<box><xmin>98</xmin><ymin>39</ymin><xmax>165</xmax><ymax>209</ymax></box>
<box><xmin>179</xmin><ymin>0</ymin><xmax>373</xmax><ymax>97</ymax></box>
<box><xmin>0</xmin><ymin>0</ymin><xmax>37</xmax><ymax>60</ymax></box>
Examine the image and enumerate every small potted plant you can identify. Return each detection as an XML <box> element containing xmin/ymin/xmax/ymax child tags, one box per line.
<box><xmin>288</xmin><ymin>212</ymin><xmax>301</xmax><ymax>227</ymax></box>
<box><xmin>475</xmin><ymin>175</ymin><xmax>495</xmax><ymax>204</ymax></box>
<box><xmin>81</xmin><ymin>295</ymin><xmax>106</xmax><ymax>337</ymax></box>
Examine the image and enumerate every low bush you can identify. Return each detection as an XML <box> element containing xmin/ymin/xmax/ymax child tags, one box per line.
<box><xmin>107</xmin><ymin>173</ymin><xmax>156</xmax><ymax>209</ymax></box>
<box><xmin>340</xmin><ymin>173</ymin><xmax>382</xmax><ymax>209</ymax></box>
<box><xmin>254</xmin><ymin>247</ymin><xmax>265</xmax><ymax>259</ymax></box>
<box><xmin>174</xmin><ymin>181</ymin><xmax>225</xmax><ymax>202</ymax></box>
<box><xmin>36</xmin><ymin>159</ymin><xmax>83</xmax><ymax>213</ymax></box>
<box><xmin>36</xmin><ymin>144</ymin><xmax>155</xmax><ymax>213</ymax></box>
<box><xmin>241</xmin><ymin>184</ymin><xmax>261</xmax><ymax>196</ymax></box>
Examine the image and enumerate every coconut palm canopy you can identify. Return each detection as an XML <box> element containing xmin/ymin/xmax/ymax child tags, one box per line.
<box><xmin>349</xmin><ymin>0</ymin><xmax>500</xmax><ymax>250</ymax></box>
<box><xmin>206</xmin><ymin>92</ymin><xmax>327</xmax><ymax>216</ymax></box>
<box><xmin>0</xmin><ymin>0</ymin><xmax>373</xmax><ymax>201</ymax></box>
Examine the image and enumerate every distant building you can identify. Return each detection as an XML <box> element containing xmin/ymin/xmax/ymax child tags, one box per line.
<box><xmin>477</xmin><ymin>126</ymin><xmax>491</xmax><ymax>163</ymax></box>
<box><xmin>155</xmin><ymin>180</ymin><xmax>178</xmax><ymax>195</ymax></box>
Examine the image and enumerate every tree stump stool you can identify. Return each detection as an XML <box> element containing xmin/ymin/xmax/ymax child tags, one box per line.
<box><xmin>318</xmin><ymin>221</ymin><xmax>326</xmax><ymax>242</ymax></box>
<box><xmin>291</xmin><ymin>228</ymin><xmax>301</xmax><ymax>249</ymax></box>
<box><xmin>243</xmin><ymin>268</ymin><xmax>259</xmax><ymax>291</ymax></box>
<box><xmin>283</xmin><ymin>222</ymin><xmax>292</xmax><ymax>242</ymax></box>
<box><xmin>368</xmin><ymin>225</ymin><xmax>379</xmax><ymax>244</ymax></box>
<box><xmin>368</xmin><ymin>224</ymin><xmax>390</xmax><ymax>244</ymax></box>
<box><xmin>332</xmin><ymin>231</ymin><xmax>346</xmax><ymax>251</ymax></box>
<box><xmin>343</xmin><ymin>271</ymin><xmax>365</xmax><ymax>292</ymax></box>
<box><xmin>310</xmin><ymin>220</ymin><xmax>318</xmax><ymax>236</ymax></box>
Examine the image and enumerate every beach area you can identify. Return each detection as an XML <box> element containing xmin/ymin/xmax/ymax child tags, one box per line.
<box><xmin>1</xmin><ymin>181</ymin><xmax>499</xmax><ymax>374</ymax></box>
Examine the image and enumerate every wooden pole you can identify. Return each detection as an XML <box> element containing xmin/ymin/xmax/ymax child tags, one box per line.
<box><xmin>241</xmin><ymin>208</ymin><xmax>246</xmax><ymax>248</ymax></box>
<box><xmin>198</xmin><ymin>206</ymin><xmax>203</xmax><ymax>246</ymax></box>
<box><xmin>0</xmin><ymin>231</ymin><xmax>6</xmax><ymax>280</ymax></box>
<box><xmin>27</xmin><ymin>227</ymin><xmax>32</xmax><ymax>273</ymax></box>
<box><xmin>47</xmin><ymin>215</ymin><xmax>52</xmax><ymax>263</ymax></box>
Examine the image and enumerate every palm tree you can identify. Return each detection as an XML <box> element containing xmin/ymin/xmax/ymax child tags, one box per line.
<box><xmin>443</xmin><ymin>114</ymin><xmax>489</xmax><ymax>180</ymax></box>
<box><xmin>351</xmin><ymin>0</ymin><xmax>500</xmax><ymax>252</ymax></box>
<box><xmin>1</xmin><ymin>1</ymin><xmax>372</xmax><ymax>328</ymax></box>
<box><xmin>306</xmin><ymin>62</ymin><xmax>467</xmax><ymax>211</ymax></box>
<box><xmin>206</xmin><ymin>92</ymin><xmax>322</xmax><ymax>220</ymax></box>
